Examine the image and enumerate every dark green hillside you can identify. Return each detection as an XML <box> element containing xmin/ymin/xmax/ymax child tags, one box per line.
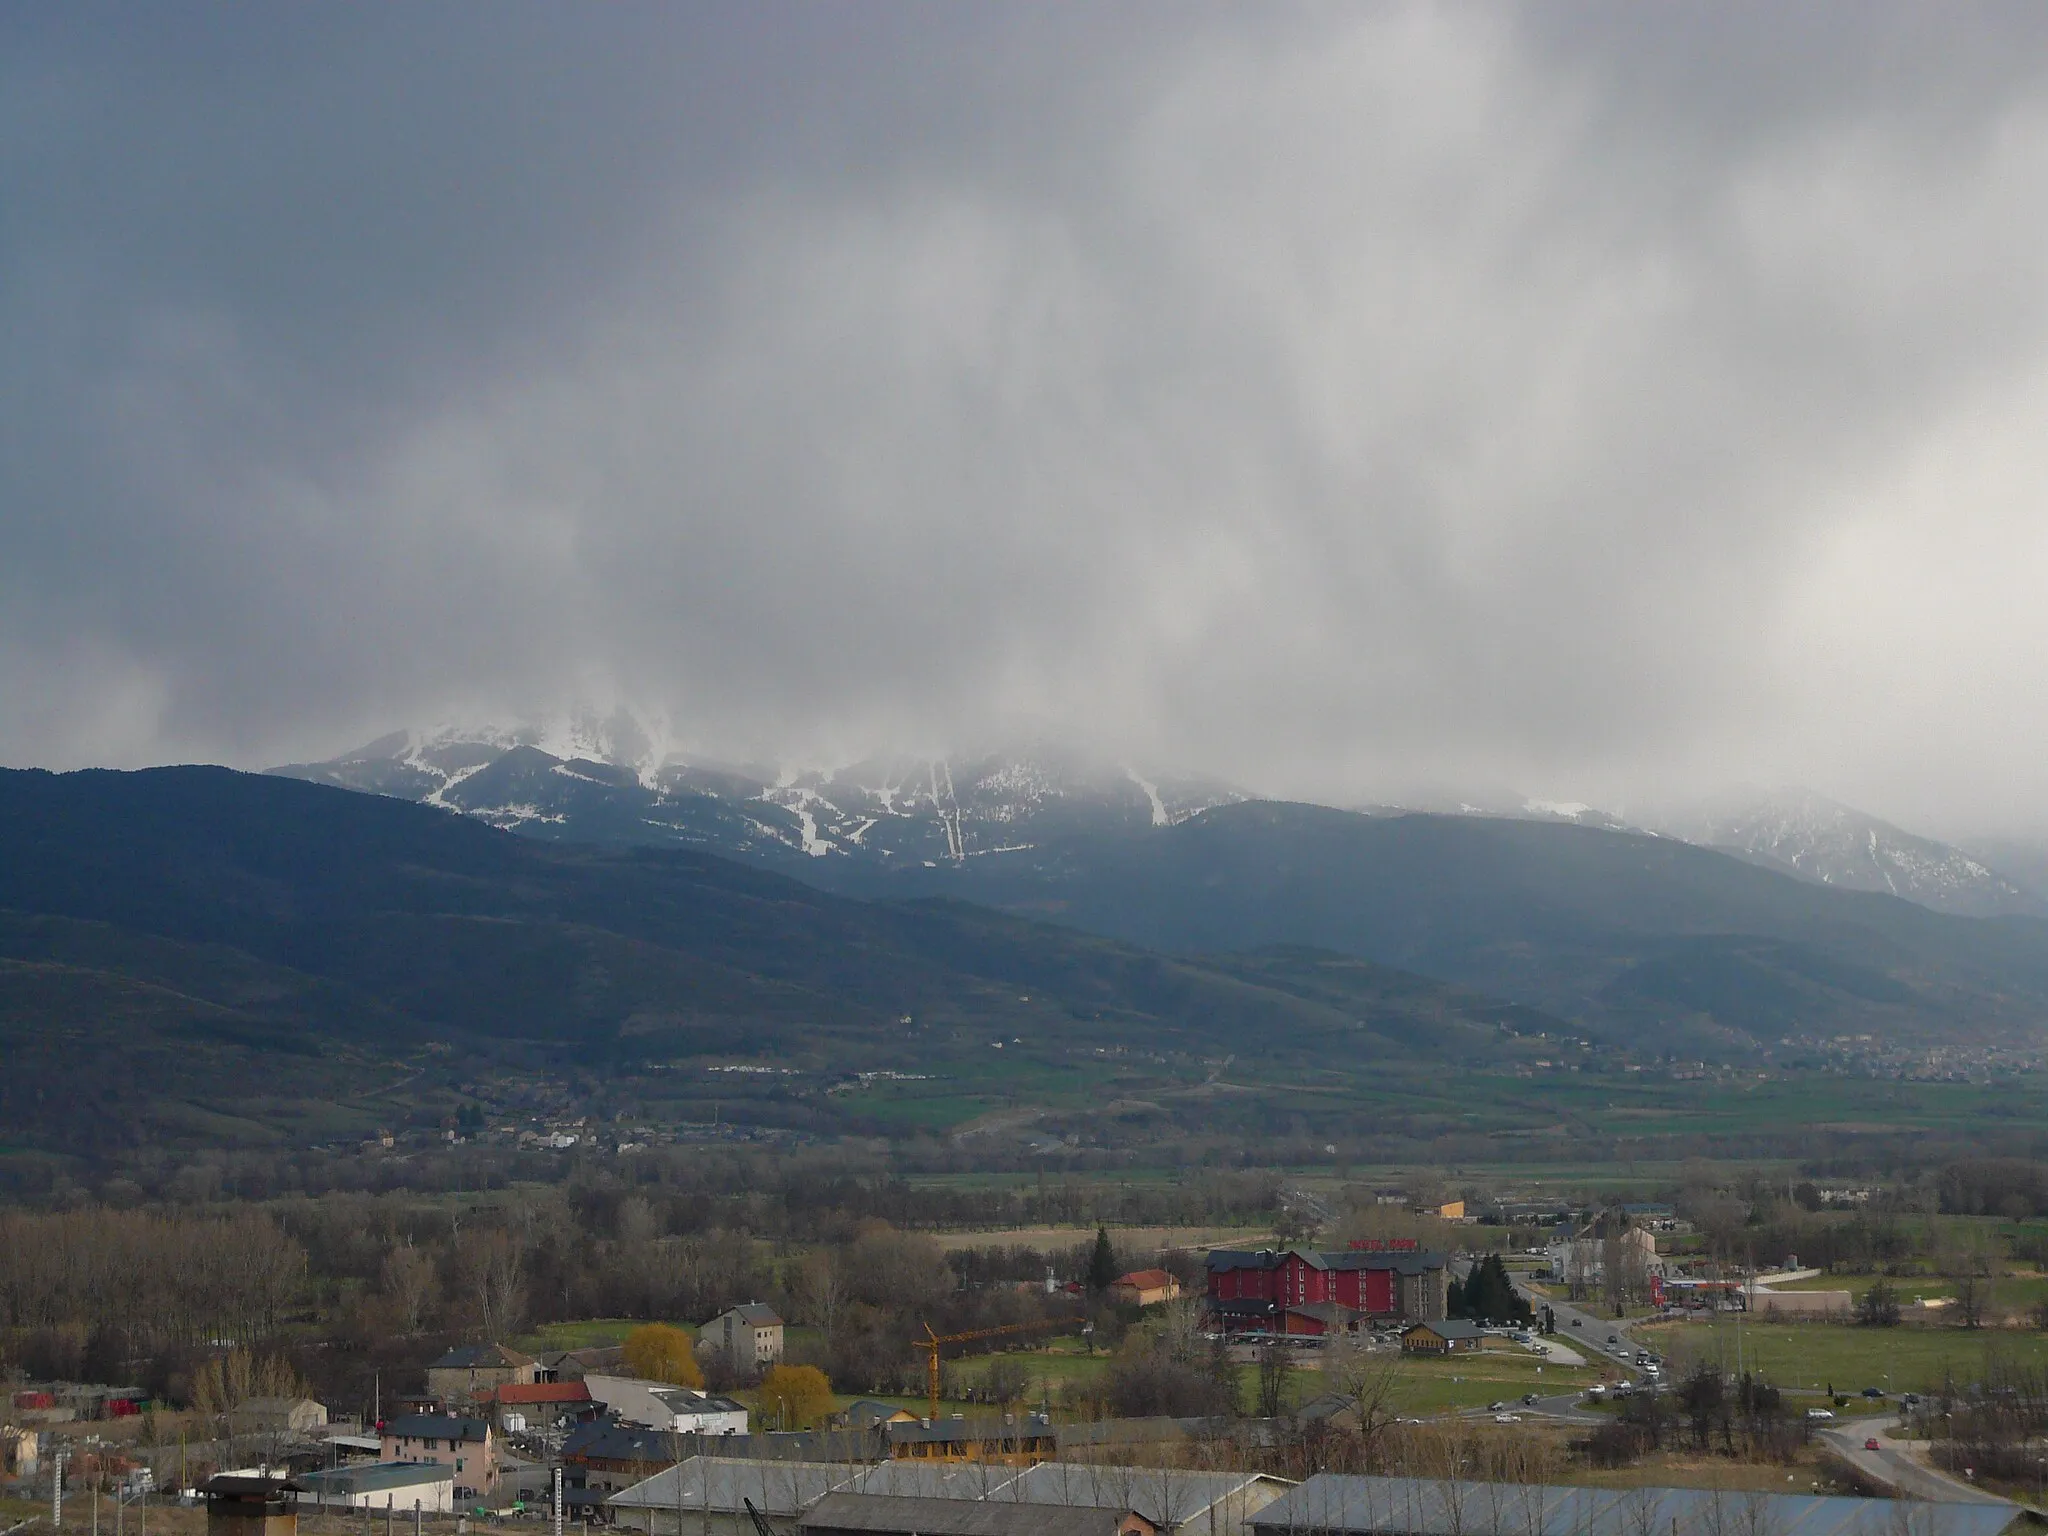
<box><xmin>841</xmin><ymin>800</ymin><xmax>2048</xmax><ymax>1048</ymax></box>
<box><xmin>0</xmin><ymin>767</ymin><xmax>1552</xmax><ymax>1156</ymax></box>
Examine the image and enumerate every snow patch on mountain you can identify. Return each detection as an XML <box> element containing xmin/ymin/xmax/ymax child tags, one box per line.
<box><xmin>1646</xmin><ymin>787</ymin><xmax>2042</xmax><ymax>918</ymax></box>
<box><xmin>270</xmin><ymin>724</ymin><xmax>1247</xmax><ymax>873</ymax></box>
<box><xmin>1127</xmin><ymin>768</ymin><xmax>1171</xmax><ymax>828</ymax></box>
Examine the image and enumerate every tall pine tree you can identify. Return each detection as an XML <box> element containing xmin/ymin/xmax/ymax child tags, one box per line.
<box><xmin>1088</xmin><ymin>1227</ymin><xmax>1118</xmax><ymax>1292</ymax></box>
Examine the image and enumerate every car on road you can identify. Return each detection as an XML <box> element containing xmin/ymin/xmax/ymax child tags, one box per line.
<box><xmin>1494</xmin><ymin>1413</ymin><xmax>1520</xmax><ymax>1424</ymax></box>
<box><xmin>1571</xmin><ymin>1318</ymin><xmax>1581</xmax><ymax>1327</ymax></box>
<box><xmin>1489</xmin><ymin>1401</ymin><xmax>1506</xmax><ymax>1411</ymax></box>
<box><xmin>1862</xmin><ymin>1387</ymin><xmax>1885</xmax><ymax>1399</ymax></box>
<box><xmin>1607</xmin><ymin>1334</ymin><xmax>1620</xmax><ymax>1344</ymax></box>
<box><xmin>1865</xmin><ymin>1438</ymin><xmax>1881</xmax><ymax>1451</ymax></box>
<box><xmin>1523</xmin><ymin>1394</ymin><xmax>1540</xmax><ymax>1406</ymax></box>
<box><xmin>1806</xmin><ymin>1408</ymin><xmax>1835</xmax><ymax>1421</ymax></box>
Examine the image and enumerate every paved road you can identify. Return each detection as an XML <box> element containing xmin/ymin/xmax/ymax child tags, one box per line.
<box><xmin>1464</xmin><ymin>1389</ymin><xmax>1604</xmax><ymax>1427</ymax></box>
<box><xmin>1818</xmin><ymin>1425</ymin><xmax>2015</xmax><ymax>1507</ymax></box>
<box><xmin>1514</xmin><ymin>1279</ymin><xmax>1650</xmax><ymax>1377</ymax></box>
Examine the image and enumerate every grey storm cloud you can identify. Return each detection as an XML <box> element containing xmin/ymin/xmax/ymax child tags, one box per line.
<box><xmin>8</xmin><ymin>4</ymin><xmax>2048</xmax><ymax>833</ymax></box>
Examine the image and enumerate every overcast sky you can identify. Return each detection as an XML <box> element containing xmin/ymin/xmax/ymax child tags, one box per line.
<box><xmin>8</xmin><ymin>6</ymin><xmax>2048</xmax><ymax>835</ymax></box>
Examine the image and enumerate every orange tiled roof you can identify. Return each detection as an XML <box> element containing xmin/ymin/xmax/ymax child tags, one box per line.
<box><xmin>480</xmin><ymin>1382</ymin><xmax>593</xmax><ymax>1406</ymax></box>
<box><xmin>1115</xmin><ymin>1269</ymin><xmax>1175</xmax><ymax>1289</ymax></box>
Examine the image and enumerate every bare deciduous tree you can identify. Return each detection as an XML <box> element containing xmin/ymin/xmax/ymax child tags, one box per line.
<box><xmin>380</xmin><ymin>1242</ymin><xmax>437</xmax><ymax>1336</ymax></box>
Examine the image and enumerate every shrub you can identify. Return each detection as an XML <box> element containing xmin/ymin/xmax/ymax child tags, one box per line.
<box><xmin>758</xmin><ymin>1363</ymin><xmax>835</xmax><ymax>1430</ymax></box>
<box><xmin>622</xmin><ymin>1323</ymin><xmax>704</xmax><ymax>1389</ymax></box>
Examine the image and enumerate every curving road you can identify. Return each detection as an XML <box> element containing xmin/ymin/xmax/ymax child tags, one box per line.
<box><xmin>1817</xmin><ymin>1424</ymin><xmax>2015</xmax><ymax>1507</ymax></box>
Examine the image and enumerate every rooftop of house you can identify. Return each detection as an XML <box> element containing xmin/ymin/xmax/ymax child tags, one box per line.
<box><xmin>1113</xmin><ymin>1269</ymin><xmax>1175</xmax><ymax>1290</ymax></box>
<box><xmin>714</xmin><ymin>1302</ymin><xmax>784</xmax><ymax>1327</ymax></box>
<box><xmin>428</xmin><ymin>1343</ymin><xmax>535</xmax><ymax>1372</ymax></box>
<box><xmin>484</xmin><ymin>1382</ymin><xmax>593</xmax><ymax>1406</ymax></box>
<box><xmin>538</xmin><ymin>1344</ymin><xmax>626</xmax><ymax>1371</ymax></box>
<box><xmin>384</xmin><ymin>1413</ymin><xmax>491</xmax><ymax>1443</ymax></box>
<box><xmin>838</xmin><ymin>1400</ymin><xmax>917</xmax><ymax>1431</ymax></box>
<box><xmin>1403</xmin><ymin>1320</ymin><xmax>1487</xmax><ymax>1339</ymax></box>
<box><xmin>561</xmin><ymin>1420</ymin><xmax>678</xmax><ymax>1465</ymax></box>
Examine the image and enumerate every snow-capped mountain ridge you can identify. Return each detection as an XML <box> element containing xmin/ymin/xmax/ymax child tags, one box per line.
<box><xmin>1506</xmin><ymin>784</ymin><xmax>2040</xmax><ymax>917</ymax></box>
<box><xmin>270</xmin><ymin>725</ymin><xmax>1247</xmax><ymax>870</ymax></box>
<box><xmin>271</xmin><ymin>725</ymin><xmax>2041</xmax><ymax>918</ymax></box>
<box><xmin>1650</xmin><ymin>787</ymin><xmax>2040</xmax><ymax>917</ymax></box>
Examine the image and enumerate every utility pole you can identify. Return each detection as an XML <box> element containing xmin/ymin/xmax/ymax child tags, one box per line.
<box><xmin>54</xmin><ymin>1448</ymin><xmax>67</xmax><ymax>1530</ymax></box>
<box><xmin>552</xmin><ymin>1465</ymin><xmax>563</xmax><ymax>1536</ymax></box>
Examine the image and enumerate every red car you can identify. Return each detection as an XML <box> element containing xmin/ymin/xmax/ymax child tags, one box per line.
<box><xmin>1865</xmin><ymin>1438</ymin><xmax>1881</xmax><ymax>1452</ymax></box>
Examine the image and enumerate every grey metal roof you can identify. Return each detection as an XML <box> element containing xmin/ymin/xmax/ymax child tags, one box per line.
<box><xmin>607</xmin><ymin>1455</ymin><xmax>856</xmax><ymax>1516</ymax></box>
<box><xmin>1251</xmin><ymin>1477</ymin><xmax>2019</xmax><ymax>1536</ymax></box>
<box><xmin>1003</xmin><ymin>1463</ymin><xmax>1277</xmax><ymax>1524</ymax></box>
<box><xmin>845</xmin><ymin>1462</ymin><xmax>1024</xmax><ymax>1501</ymax></box>
<box><xmin>800</xmin><ymin>1492</ymin><xmax>1125</xmax><ymax>1536</ymax></box>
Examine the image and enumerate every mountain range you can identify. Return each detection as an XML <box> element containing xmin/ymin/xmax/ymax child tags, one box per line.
<box><xmin>271</xmin><ymin>723</ymin><xmax>1247</xmax><ymax>871</ymax></box>
<box><xmin>23</xmin><ymin>746</ymin><xmax>2048</xmax><ymax>1063</ymax></box>
<box><xmin>274</xmin><ymin>724</ymin><xmax>2044</xmax><ymax>920</ymax></box>
<box><xmin>0</xmin><ymin>765</ymin><xmax>1545</xmax><ymax>1159</ymax></box>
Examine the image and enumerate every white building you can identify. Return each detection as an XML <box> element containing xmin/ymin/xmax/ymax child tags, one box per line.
<box><xmin>296</xmin><ymin>1463</ymin><xmax>456</xmax><ymax>1512</ymax></box>
<box><xmin>699</xmin><ymin>1304</ymin><xmax>784</xmax><ymax>1378</ymax></box>
<box><xmin>582</xmin><ymin>1376</ymin><xmax>750</xmax><ymax>1435</ymax></box>
<box><xmin>1546</xmin><ymin>1227</ymin><xmax>1660</xmax><ymax>1289</ymax></box>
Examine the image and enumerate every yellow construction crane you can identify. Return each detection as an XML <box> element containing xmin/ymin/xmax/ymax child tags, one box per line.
<box><xmin>915</xmin><ymin>1318</ymin><xmax>1062</xmax><ymax>1421</ymax></box>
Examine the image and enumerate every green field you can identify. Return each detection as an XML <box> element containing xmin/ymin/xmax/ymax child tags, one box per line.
<box><xmin>1384</xmin><ymin>1348</ymin><xmax>1602</xmax><ymax>1414</ymax></box>
<box><xmin>1772</xmin><ymin>1271</ymin><xmax>2048</xmax><ymax>1315</ymax></box>
<box><xmin>515</xmin><ymin>1317</ymin><xmax>672</xmax><ymax>1352</ymax></box>
<box><xmin>1653</xmin><ymin>1319</ymin><xmax>2048</xmax><ymax>1395</ymax></box>
<box><xmin>941</xmin><ymin>1337</ymin><xmax>1600</xmax><ymax>1418</ymax></box>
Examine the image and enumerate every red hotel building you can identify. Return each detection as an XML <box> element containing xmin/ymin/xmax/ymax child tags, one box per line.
<box><xmin>1204</xmin><ymin>1245</ymin><xmax>1448</xmax><ymax>1336</ymax></box>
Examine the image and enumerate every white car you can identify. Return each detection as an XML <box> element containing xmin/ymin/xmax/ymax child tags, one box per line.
<box><xmin>1806</xmin><ymin>1408</ymin><xmax>1835</xmax><ymax>1421</ymax></box>
<box><xmin>1493</xmin><ymin>1413</ymin><xmax>1520</xmax><ymax>1424</ymax></box>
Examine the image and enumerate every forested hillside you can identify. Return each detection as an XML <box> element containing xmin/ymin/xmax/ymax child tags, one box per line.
<box><xmin>0</xmin><ymin>767</ymin><xmax>1551</xmax><ymax>1161</ymax></box>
